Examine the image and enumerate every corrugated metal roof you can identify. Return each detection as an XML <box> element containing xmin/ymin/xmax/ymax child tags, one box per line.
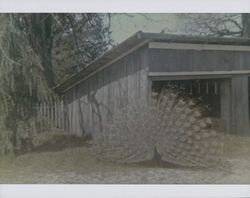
<box><xmin>55</xmin><ymin>31</ymin><xmax>250</xmax><ymax>93</ymax></box>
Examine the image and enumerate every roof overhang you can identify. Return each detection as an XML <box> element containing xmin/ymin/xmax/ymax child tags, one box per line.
<box><xmin>54</xmin><ymin>31</ymin><xmax>250</xmax><ymax>94</ymax></box>
<box><xmin>148</xmin><ymin>71</ymin><xmax>250</xmax><ymax>81</ymax></box>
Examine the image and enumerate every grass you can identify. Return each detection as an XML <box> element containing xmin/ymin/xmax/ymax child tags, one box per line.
<box><xmin>223</xmin><ymin>134</ymin><xmax>250</xmax><ymax>157</ymax></box>
<box><xmin>1</xmin><ymin>131</ymin><xmax>250</xmax><ymax>183</ymax></box>
<box><xmin>0</xmin><ymin>130</ymin><xmax>127</xmax><ymax>183</ymax></box>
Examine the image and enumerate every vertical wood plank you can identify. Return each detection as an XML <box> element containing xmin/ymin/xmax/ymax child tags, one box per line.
<box><xmin>89</xmin><ymin>77</ymin><xmax>94</xmax><ymax>134</ymax></box>
<box><xmin>53</xmin><ymin>100</ymin><xmax>56</xmax><ymax>127</ymax></box>
<box><xmin>97</xmin><ymin>70</ymin><xmax>104</xmax><ymax>133</ymax></box>
<box><xmin>231</xmin><ymin>76</ymin><xmax>250</xmax><ymax>135</ymax></box>
<box><xmin>74</xmin><ymin>87</ymin><xmax>78</xmax><ymax>135</ymax></box>
<box><xmin>127</xmin><ymin>54</ymin><xmax>136</xmax><ymax>103</ymax></box>
<box><xmin>139</xmin><ymin>47</ymin><xmax>149</xmax><ymax>102</ymax></box>
<box><xmin>92</xmin><ymin>74</ymin><xmax>98</xmax><ymax>135</ymax></box>
<box><xmin>86</xmin><ymin>79</ymin><xmax>90</xmax><ymax>134</ymax></box>
<box><xmin>119</xmin><ymin>58</ymin><xmax>128</xmax><ymax>108</ymax></box>
<box><xmin>107</xmin><ymin>67</ymin><xmax>114</xmax><ymax>122</ymax></box>
<box><xmin>220</xmin><ymin>79</ymin><xmax>232</xmax><ymax>133</ymax></box>
<box><xmin>103</xmin><ymin>68</ymin><xmax>109</xmax><ymax>124</ymax></box>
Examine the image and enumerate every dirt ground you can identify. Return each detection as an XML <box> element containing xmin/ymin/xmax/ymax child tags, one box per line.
<box><xmin>1</xmin><ymin>133</ymin><xmax>250</xmax><ymax>184</ymax></box>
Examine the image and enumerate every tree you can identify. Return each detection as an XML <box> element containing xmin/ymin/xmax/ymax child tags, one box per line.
<box><xmin>51</xmin><ymin>14</ymin><xmax>112</xmax><ymax>82</ymax></box>
<box><xmin>179</xmin><ymin>13</ymin><xmax>250</xmax><ymax>38</ymax></box>
<box><xmin>15</xmin><ymin>14</ymin><xmax>55</xmax><ymax>88</ymax></box>
<box><xmin>0</xmin><ymin>13</ymin><xmax>112</xmax><ymax>154</ymax></box>
<box><xmin>14</xmin><ymin>13</ymin><xmax>112</xmax><ymax>86</ymax></box>
<box><xmin>0</xmin><ymin>14</ymin><xmax>48</xmax><ymax>153</ymax></box>
<box><xmin>242</xmin><ymin>13</ymin><xmax>250</xmax><ymax>37</ymax></box>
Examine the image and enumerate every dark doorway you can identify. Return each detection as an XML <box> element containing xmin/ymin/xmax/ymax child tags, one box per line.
<box><xmin>152</xmin><ymin>79</ymin><xmax>222</xmax><ymax>118</ymax></box>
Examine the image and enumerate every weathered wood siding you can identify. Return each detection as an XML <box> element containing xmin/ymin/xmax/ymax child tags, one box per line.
<box><xmin>63</xmin><ymin>46</ymin><xmax>149</xmax><ymax>136</ymax></box>
<box><xmin>61</xmin><ymin>44</ymin><xmax>250</xmax><ymax>136</ymax></box>
<box><xmin>148</xmin><ymin>48</ymin><xmax>250</xmax><ymax>135</ymax></box>
<box><xmin>149</xmin><ymin>49</ymin><xmax>250</xmax><ymax>72</ymax></box>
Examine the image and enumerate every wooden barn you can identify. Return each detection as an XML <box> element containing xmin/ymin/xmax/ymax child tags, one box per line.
<box><xmin>55</xmin><ymin>31</ymin><xmax>250</xmax><ymax>136</ymax></box>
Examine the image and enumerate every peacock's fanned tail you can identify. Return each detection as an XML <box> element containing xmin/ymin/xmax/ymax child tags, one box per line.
<box><xmin>92</xmin><ymin>88</ymin><xmax>223</xmax><ymax>167</ymax></box>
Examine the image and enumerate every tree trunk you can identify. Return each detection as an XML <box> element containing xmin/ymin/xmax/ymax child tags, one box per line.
<box><xmin>30</xmin><ymin>14</ymin><xmax>55</xmax><ymax>88</ymax></box>
<box><xmin>242</xmin><ymin>13</ymin><xmax>250</xmax><ymax>38</ymax></box>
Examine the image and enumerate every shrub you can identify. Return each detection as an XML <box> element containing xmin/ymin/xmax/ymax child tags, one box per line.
<box><xmin>0</xmin><ymin>116</ymin><xmax>53</xmax><ymax>155</ymax></box>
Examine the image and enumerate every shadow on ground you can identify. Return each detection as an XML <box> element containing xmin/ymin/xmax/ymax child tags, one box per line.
<box><xmin>29</xmin><ymin>132</ymin><xmax>92</xmax><ymax>153</ymax></box>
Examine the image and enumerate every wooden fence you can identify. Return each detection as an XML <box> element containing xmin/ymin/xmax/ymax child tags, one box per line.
<box><xmin>35</xmin><ymin>100</ymin><xmax>66</xmax><ymax>131</ymax></box>
<box><xmin>35</xmin><ymin>79</ymin><xmax>224</xmax><ymax>134</ymax></box>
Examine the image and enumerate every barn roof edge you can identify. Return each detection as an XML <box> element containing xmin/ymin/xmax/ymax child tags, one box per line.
<box><xmin>54</xmin><ymin>31</ymin><xmax>250</xmax><ymax>94</ymax></box>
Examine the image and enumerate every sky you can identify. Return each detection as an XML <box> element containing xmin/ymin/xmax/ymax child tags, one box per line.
<box><xmin>110</xmin><ymin>14</ymin><xmax>186</xmax><ymax>44</ymax></box>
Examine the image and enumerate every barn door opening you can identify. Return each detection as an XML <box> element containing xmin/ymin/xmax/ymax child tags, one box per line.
<box><xmin>152</xmin><ymin>79</ymin><xmax>222</xmax><ymax>118</ymax></box>
<box><xmin>151</xmin><ymin>77</ymin><xmax>250</xmax><ymax>135</ymax></box>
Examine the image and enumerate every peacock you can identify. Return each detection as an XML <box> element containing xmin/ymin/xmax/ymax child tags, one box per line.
<box><xmin>92</xmin><ymin>88</ymin><xmax>223</xmax><ymax>167</ymax></box>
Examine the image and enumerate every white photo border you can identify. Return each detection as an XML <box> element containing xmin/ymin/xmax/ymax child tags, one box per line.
<box><xmin>0</xmin><ymin>0</ymin><xmax>250</xmax><ymax>197</ymax></box>
<box><xmin>0</xmin><ymin>0</ymin><xmax>249</xmax><ymax>12</ymax></box>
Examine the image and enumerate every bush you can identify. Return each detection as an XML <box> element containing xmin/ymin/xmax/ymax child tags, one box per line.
<box><xmin>0</xmin><ymin>116</ymin><xmax>53</xmax><ymax>155</ymax></box>
<box><xmin>0</xmin><ymin>117</ymin><xmax>13</xmax><ymax>155</ymax></box>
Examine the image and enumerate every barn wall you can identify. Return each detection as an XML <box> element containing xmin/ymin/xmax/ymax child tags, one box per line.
<box><xmin>148</xmin><ymin>48</ymin><xmax>250</xmax><ymax>135</ymax></box>
<box><xmin>63</xmin><ymin>46</ymin><xmax>149</xmax><ymax>136</ymax></box>
<box><xmin>149</xmin><ymin>49</ymin><xmax>250</xmax><ymax>72</ymax></box>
